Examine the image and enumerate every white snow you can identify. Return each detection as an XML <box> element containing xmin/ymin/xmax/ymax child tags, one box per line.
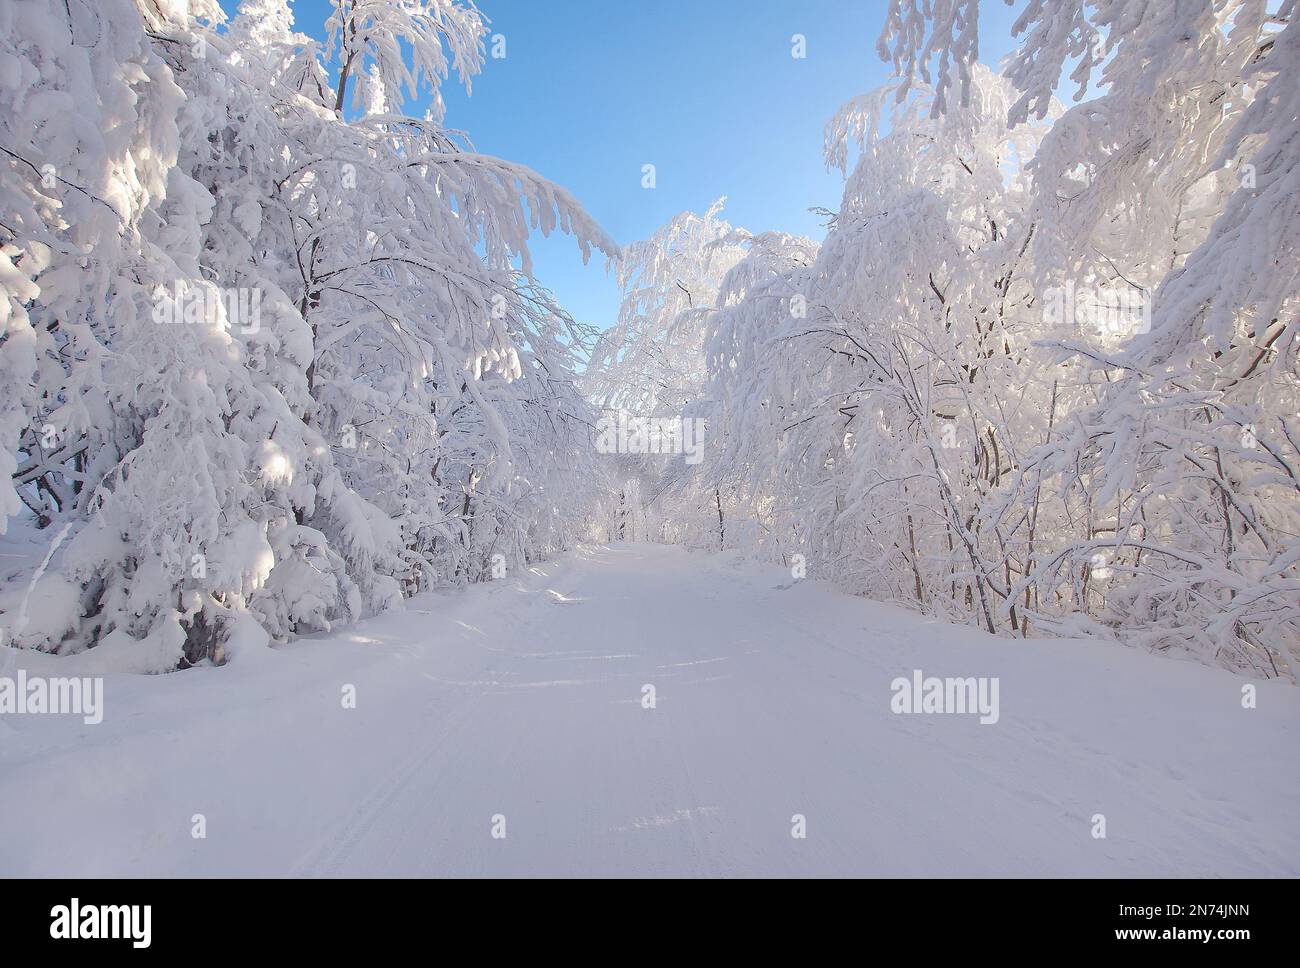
<box><xmin>1</xmin><ymin>543</ymin><xmax>1295</xmax><ymax>877</ymax></box>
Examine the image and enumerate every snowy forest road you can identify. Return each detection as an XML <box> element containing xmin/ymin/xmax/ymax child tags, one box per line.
<box><xmin>2</xmin><ymin>544</ymin><xmax>1296</xmax><ymax>877</ymax></box>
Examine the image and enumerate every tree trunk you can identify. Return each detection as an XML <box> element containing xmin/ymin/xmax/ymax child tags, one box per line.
<box><xmin>715</xmin><ymin>487</ymin><xmax>725</xmax><ymax>551</ymax></box>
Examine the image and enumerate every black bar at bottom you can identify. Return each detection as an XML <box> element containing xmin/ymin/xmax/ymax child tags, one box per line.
<box><xmin>0</xmin><ymin>877</ymin><xmax>1276</xmax><ymax>955</ymax></box>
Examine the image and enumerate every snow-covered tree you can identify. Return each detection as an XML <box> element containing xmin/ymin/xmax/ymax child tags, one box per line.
<box><xmin>0</xmin><ymin>0</ymin><xmax>615</xmax><ymax>670</ymax></box>
<box><xmin>606</xmin><ymin>1</ymin><xmax>1298</xmax><ymax>679</ymax></box>
<box><xmin>585</xmin><ymin>200</ymin><xmax>749</xmax><ymax>543</ymax></box>
<box><xmin>875</xmin><ymin>0</ymin><xmax>1299</xmax><ymax>674</ymax></box>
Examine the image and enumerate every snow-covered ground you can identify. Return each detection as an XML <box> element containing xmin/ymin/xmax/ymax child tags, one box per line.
<box><xmin>1</xmin><ymin>543</ymin><xmax>1295</xmax><ymax>877</ymax></box>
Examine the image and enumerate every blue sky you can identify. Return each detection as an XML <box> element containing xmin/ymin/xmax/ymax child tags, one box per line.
<box><xmin>223</xmin><ymin>0</ymin><xmax>1025</xmax><ymax>331</ymax></box>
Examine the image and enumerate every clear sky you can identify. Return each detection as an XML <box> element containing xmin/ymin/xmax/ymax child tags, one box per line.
<box><xmin>221</xmin><ymin>0</ymin><xmax>1024</xmax><ymax>331</ymax></box>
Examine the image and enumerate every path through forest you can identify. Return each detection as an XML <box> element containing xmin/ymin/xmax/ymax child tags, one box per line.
<box><xmin>1</xmin><ymin>544</ymin><xmax>1295</xmax><ymax>877</ymax></box>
